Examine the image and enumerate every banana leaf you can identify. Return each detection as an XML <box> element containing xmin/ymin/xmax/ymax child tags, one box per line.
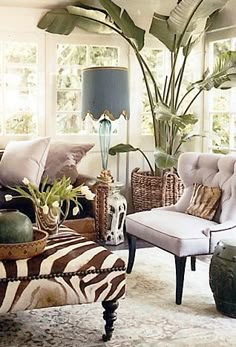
<box><xmin>109</xmin><ymin>143</ymin><xmax>154</xmax><ymax>174</ymax></box>
<box><xmin>38</xmin><ymin>6</ymin><xmax>113</xmax><ymax>35</ymax></box>
<box><xmin>98</xmin><ymin>0</ymin><xmax>145</xmax><ymax>51</ymax></box>
<box><xmin>189</xmin><ymin>51</ymin><xmax>236</xmax><ymax>91</ymax></box>
<box><xmin>154</xmin><ymin>149</ymin><xmax>178</xmax><ymax>170</ymax></box>
<box><xmin>155</xmin><ymin>103</ymin><xmax>198</xmax><ymax>129</ymax></box>
<box><xmin>37</xmin><ymin>9</ymin><xmax>79</xmax><ymax>35</ymax></box>
<box><xmin>149</xmin><ymin>0</ymin><xmax>229</xmax><ymax>52</ymax></box>
<box><xmin>109</xmin><ymin>143</ymin><xmax>139</xmax><ymax>155</ymax></box>
<box><xmin>67</xmin><ymin>5</ymin><xmax>114</xmax><ymax>34</ymax></box>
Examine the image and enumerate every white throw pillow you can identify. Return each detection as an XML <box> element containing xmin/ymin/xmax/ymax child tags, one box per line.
<box><xmin>42</xmin><ymin>142</ymin><xmax>94</xmax><ymax>184</ymax></box>
<box><xmin>0</xmin><ymin>137</ymin><xmax>51</xmax><ymax>187</ymax></box>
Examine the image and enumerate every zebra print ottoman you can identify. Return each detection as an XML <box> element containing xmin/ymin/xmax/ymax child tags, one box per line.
<box><xmin>0</xmin><ymin>227</ymin><xmax>126</xmax><ymax>341</ymax></box>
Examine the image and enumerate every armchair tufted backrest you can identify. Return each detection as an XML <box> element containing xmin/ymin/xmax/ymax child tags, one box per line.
<box><xmin>175</xmin><ymin>152</ymin><xmax>236</xmax><ymax>223</ymax></box>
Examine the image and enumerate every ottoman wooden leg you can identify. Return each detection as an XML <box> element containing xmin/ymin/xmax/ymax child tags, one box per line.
<box><xmin>102</xmin><ymin>300</ymin><xmax>119</xmax><ymax>341</ymax></box>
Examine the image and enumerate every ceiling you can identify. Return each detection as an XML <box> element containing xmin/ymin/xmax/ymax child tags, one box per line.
<box><xmin>0</xmin><ymin>0</ymin><xmax>177</xmax><ymax>13</ymax></box>
<box><xmin>0</xmin><ymin>0</ymin><xmax>234</xmax><ymax>30</ymax></box>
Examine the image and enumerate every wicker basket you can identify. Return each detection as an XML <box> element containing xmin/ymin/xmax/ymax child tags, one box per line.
<box><xmin>131</xmin><ymin>168</ymin><xmax>184</xmax><ymax>212</ymax></box>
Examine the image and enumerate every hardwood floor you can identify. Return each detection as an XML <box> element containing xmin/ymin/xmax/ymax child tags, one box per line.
<box><xmin>101</xmin><ymin>233</ymin><xmax>154</xmax><ymax>251</ymax></box>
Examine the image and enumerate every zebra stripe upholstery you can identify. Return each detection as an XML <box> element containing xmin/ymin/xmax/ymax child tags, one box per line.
<box><xmin>0</xmin><ymin>227</ymin><xmax>126</xmax><ymax>314</ymax></box>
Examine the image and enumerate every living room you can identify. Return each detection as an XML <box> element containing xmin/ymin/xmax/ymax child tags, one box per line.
<box><xmin>0</xmin><ymin>0</ymin><xmax>236</xmax><ymax>346</ymax></box>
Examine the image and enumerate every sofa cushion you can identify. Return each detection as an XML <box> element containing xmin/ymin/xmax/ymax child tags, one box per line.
<box><xmin>126</xmin><ymin>210</ymin><xmax>217</xmax><ymax>257</ymax></box>
<box><xmin>42</xmin><ymin>142</ymin><xmax>94</xmax><ymax>184</ymax></box>
<box><xmin>0</xmin><ymin>137</ymin><xmax>51</xmax><ymax>187</ymax></box>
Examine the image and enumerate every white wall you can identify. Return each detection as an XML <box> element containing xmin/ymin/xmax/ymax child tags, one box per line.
<box><xmin>208</xmin><ymin>0</ymin><xmax>236</xmax><ymax>31</ymax></box>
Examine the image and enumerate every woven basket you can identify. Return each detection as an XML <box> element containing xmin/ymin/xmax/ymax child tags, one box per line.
<box><xmin>0</xmin><ymin>228</ymin><xmax>48</xmax><ymax>260</ymax></box>
<box><xmin>131</xmin><ymin>168</ymin><xmax>184</xmax><ymax>212</ymax></box>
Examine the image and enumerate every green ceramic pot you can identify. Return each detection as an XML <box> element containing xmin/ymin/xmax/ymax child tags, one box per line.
<box><xmin>0</xmin><ymin>209</ymin><xmax>33</xmax><ymax>244</ymax></box>
<box><xmin>209</xmin><ymin>239</ymin><xmax>236</xmax><ymax>318</ymax></box>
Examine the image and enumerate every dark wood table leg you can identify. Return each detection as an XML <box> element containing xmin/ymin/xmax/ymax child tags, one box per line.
<box><xmin>102</xmin><ymin>300</ymin><xmax>119</xmax><ymax>341</ymax></box>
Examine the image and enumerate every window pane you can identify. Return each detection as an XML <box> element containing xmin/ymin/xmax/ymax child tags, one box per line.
<box><xmin>211</xmin><ymin>89</ymin><xmax>230</xmax><ymax>112</ymax></box>
<box><xmin>57</xmin><ymin>44</ymin><xmax>87</xmax><ymax>65</ymax></box>
<box><xmin>207</xmin><ymin>38</ymin><xmax>236</xmax><ymax>152</ymax></box>
<box><xmin>142</xmin><ymin>113</ymin><xmax>154</xmax><ymax>135</ymax></box>
<box><xmin>5</xmin><ymin>111</ymin><xmax>36</xmax><ymax>134</ymax></box>
<box><xmin>57</xmin><ymin>66</ymin><xmax>81</xmax><ymax>89</ymax></box>
<box><xmin>213</xmin><ymin>40</ymin><xmax>230</xmax><ymax>59</ymax></box>
<box><xmin>2</xmin><ymin>41</ymin><xmax>39</xmax><ymax>136</ymax></box>
<box><xmin>4</xmin><ymin>42</ymin><xmax>37</xmax><ymax>64</ymax></box>
<box><xmin>233</xmin><ymin>115</ymin><xmax>236</xmax><ymax>148</ymax></box>
<box><xmin>5</xmin><ymin>67</ymin><xmax>37</xmax><ymax>94</ymax></box>
<box><xmin>57</xmin><ymin>91</ymin><xmax>80</xmax><ymax>111</ymax></box>
<box><xmin>212</xmin><ymin>113</ymin><xmax>230</xmax><ymax>147</ymax></box>
<box><xmin>56</xmin><ymin>113</ymin><xmax>85</xmax><ymax>134</ymax></box>
<box><xmin>89</xmin><ymin>46</ymin><xmax>118</xmax><ymax>66</ymax></box>
<box><xmin>141</xmin><ymin>48</ymin><xmax>165</xmax><ymax>134</ymax></box>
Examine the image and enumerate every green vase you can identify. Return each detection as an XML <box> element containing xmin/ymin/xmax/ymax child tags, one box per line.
<box><xmin>0</xmin><ymin>209</ymin><xmax>33</xmax><ymax>244</ymax></box>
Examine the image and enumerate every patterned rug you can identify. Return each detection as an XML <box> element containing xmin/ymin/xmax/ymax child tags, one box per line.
<box><xmin>1</xmin><ymin>247</ymin><xmax>236</xmax><ymax>347</ymax></box>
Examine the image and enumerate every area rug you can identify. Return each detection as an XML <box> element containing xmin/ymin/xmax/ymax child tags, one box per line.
<box><xmin>1</xmin><ymin>247</ymin><xmax>236</xmax><ymax>347</ymax></box>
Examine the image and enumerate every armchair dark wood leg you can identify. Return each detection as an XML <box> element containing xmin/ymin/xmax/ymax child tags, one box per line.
<box><xmin>175</xmin><ymin>256</ymin><xmax>187</xmax><ymax>305</ymax></box>
<box><xmin>127</xmin><ymin>234</ymin><xmax>137</xmax><ymax>274</ymax></box>
<box><xmin>102</xmin><ymin>300</ymin><xmax>119</xmax><ymax>342</ymax></box>
<box><xmin>191</xmin><ymin>256</ymin><xmax>196</xmax><ymax>271</ymax></box>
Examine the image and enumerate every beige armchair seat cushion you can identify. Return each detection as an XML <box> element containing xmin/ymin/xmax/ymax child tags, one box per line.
<box><xmin>126</xmin><ymin>210</ymin><xmax>217</xmax><ymax>257</ymax></box>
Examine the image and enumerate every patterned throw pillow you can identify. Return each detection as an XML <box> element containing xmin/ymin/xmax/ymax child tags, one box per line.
<box><xmin>185</xmin><ymin>183</ymin><xmax>222</xmax><ymax>220</ymax></box>
<box><xmin>42</xmin><ymin>142</ymin><xmax>94</xmax><ymax>184</ymax></box>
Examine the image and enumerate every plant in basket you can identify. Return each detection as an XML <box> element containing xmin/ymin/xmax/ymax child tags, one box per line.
<box><xmin>5</xmin><ymin>176</ymin><xmax>95</xmax><ymax>235</ymax></box>
<box><xmin>37</xmin><ymin>0</ymin><xmax>236</xmax><ymax>210</ymax></box>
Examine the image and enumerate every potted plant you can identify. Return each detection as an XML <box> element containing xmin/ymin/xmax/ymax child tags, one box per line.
<box><xmin>5</xmin><ymin>176</ymin><xmax>95</xmax><ymax>235</ymax></box>
<box><xmin>37</xmin><ymin>0</ymin><xmax>236</xmax><ymax>210</ymax></box>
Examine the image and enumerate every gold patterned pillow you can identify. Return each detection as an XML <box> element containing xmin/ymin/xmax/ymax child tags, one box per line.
<box><xmin>185</xmin><ymin>183</ymin><xmax>222</xmax><ymax>220</ymax></box>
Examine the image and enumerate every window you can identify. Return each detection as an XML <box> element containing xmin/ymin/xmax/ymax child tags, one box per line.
<box><xmin>0</xmin><ymin>40</ymin><xmax>41</xmax><ymax>137</ymax></box>
<box><xmin>139</xmin><ymin>45</ymin><xmax>198</xmax><ymax>136</ymax></box>
<box><xmin>45</xmin><ymin>33</ymin><xmax>128</xmax><ymax>143</ymax></box>
<box><xmin>207</xmin><ymin>37</ymin><xmax>236</xmax><ymax>153</ymax></box>
<box><xmin>140</xmin><ymin>47</ymin><xmax>167</xmax><ymax>135</ymax></box>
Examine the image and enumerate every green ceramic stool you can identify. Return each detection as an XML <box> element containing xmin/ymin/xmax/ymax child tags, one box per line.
<box><xmin>210</xmin><ymin>239</ymin><xmax>236</xmax><ymax>318</ymax></box>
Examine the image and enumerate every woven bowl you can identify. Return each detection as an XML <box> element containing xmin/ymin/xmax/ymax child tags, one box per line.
<box><xmin>0</xmin><ymin>228</ymin><xmax>48</xmax><ymax>260</ymax></box>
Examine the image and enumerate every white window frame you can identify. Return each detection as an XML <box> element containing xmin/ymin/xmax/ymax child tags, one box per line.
<box><xmin>0</xmin><ymin>31</ymin><xmax>45</xmax><ymax>147</ymax></box>
<box><xmin>204</xmin><ymin>27</ymin><xmax>236</xmax><ymax>153</ymax></box>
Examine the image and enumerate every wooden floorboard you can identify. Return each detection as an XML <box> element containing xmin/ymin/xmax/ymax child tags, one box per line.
<box><xmin>101</xmin><ymin>234</ymin><xmax>154</xmax><ymax>251</ymax></box>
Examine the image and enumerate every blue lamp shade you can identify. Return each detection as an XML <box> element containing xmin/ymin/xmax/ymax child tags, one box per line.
<box><xmin>81</xmin><ymin>66</ymin><xmax>130</xmax><ymax>121</ymax></box>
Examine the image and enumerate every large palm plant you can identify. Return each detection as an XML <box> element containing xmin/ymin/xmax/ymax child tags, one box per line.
<box><xmin>38</xmin><ymin>0</ymin><xmax>236</xmax><ymax>175</ymax></box>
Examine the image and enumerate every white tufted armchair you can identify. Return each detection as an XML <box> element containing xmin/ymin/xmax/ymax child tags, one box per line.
<box><xmin>126</xmin><ymin>152</ymin><xmax>236</xmax><ymax>305</ymax></box>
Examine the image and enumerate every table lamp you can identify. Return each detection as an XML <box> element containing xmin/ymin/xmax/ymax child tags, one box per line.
<box><xmin>81</xmin><ymin>66</ymin><xmax>130</xmax><ymax>182</ymax></box>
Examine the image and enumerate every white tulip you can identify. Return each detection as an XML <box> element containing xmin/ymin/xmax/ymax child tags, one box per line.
<box><xmin>85</xmin><ymin>192</ymin><xmax>95</xmax><ymax>200</ymax></box>
<box><xmin>80</xmin><ymin>185</ymin><xmax>90</xmax><ymax>194</ymax></box>
<box><xmin>72</xmin><ymin>206</ymin><xmax>80</xmax><ymax>216</ymax></box>
<box><xmin>52</xmin><ymin>201</ymin><xmax>60</xmax><ymax>208</ymax></box>
<box><xmin>5</xmin><ymin>194</ymin><xmax>13</xmax><ymax>201</ymax></box>
<box><xmin>42</xmin><ymin>205</ymin><xmax>49</xmax><ymax>214</ymax></box>
<box><xmin>66</xmin><ymin>184</ymin><xmax>73</xmax><ymax>191</ymax></box>
<box><xmin>22</xmin><ymin>177</ymin><xmax>30</xmax><ymax>185</ymax></box>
